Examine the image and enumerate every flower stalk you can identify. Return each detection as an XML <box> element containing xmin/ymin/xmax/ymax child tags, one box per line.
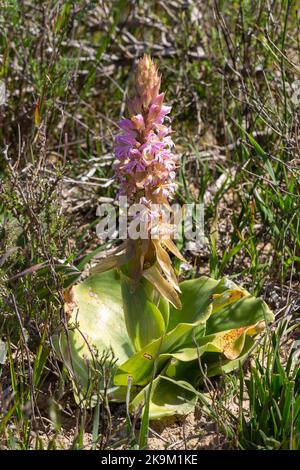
<box><xmin>94</xmin><ymin>55</ymin><xmax>184</xmax><ymax>308</ymax></box>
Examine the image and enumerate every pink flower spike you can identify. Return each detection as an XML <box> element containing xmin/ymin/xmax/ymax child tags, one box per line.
<box><xmin>114</xmin><ymin>55</ymin><xmax>178</xmax><ymax>211</ymax></box>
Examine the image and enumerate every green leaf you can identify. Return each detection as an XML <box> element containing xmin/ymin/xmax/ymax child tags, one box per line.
<box><xmin>52</xmin><ymin>270</ymin><xmax>134</xmax><ymax>400</ymax></box>
<box><xmin>66</xmin><ymin>270</ymin><xmax>134</xmax><ymax>364</ymax></box>
<box><xmin>206</xmin><ymin>296</ymin><xmax>274</xmax><ymax>334</ymax></box>
<box><xmin>53</xmin><ymin>270</ymin><xmax>274</xmax><ymax>420</ymax></box>
<box><xmin>158</xmin><ymin>296</ymin><xmax>170</xmax><ymax>328</ymax></box>
<box><xmin>235</xmin><ymin>122</ymin><xmax>277</xmax><ymax>183</ymax></box>
<box><xmin>165</xmin><ymin>336</ymin><xmax>256</xmax><ymax>385</ymax></box>
<box><xmin>168</xmin><ymin>276</ymin><xmax>220</xmax><ymax>330</ymax></box>
<box><xmin>114</xmin><ymin>310</ymin><xmax>212</xmax><ymax>387</ymax></box>
<box><xmin>131</xmin><ymin>376</ymin><xmax>198</xmax><ymax>419</ymax></box>
<box><xmin>121</xmin><ymin>274</ymin><xmax>166</xmax><ymax>352</ymax></box>
<box><xmin>168</xmin><ymin>275</ymin><xmax>255</xmax><ymax>333</ymax></box>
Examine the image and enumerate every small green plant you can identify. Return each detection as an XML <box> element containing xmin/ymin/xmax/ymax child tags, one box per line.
<box><xmin>237</xmin><ymin>321</ymin><xmax>300</xmax><ymax>450</ymax></box>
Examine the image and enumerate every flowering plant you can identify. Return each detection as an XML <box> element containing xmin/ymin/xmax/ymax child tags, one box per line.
<box><xmin>53</xmin><ymin>56</ymin><xmax>274</xmax><ymax>419</ymax></box>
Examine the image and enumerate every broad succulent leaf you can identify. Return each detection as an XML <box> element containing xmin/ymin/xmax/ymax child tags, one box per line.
<box><xmin>167</xmin><ymin>276</ymin><xmax>250</xmax><ymax>331</ymax></box>
<box><xmin>206</xmin><ymin>296</ymin><xmax>273</xmax><ymax>334</ymax></box>
<box><xmin>165</xmin><ymin>335</ymin><xmax>256</xmax><ymax>385</ymax></box>
<box><xmin>121</xmin><ymin>274</ymin><xmax>166</xmax><ymax>351</ymax></box>
<box><xmin>52</xmin><ymin>270</ymin><xmax>134</xmax><ymax>373</ymax></box>
<box><xmin>131</xmin><ymin>376</ymin><xmax>198</xmax><ymax>419</ymax></box>
<box><xmin>53</xmin><ymin>271</ymin><xmax>274</xmax><ymax>419</ymax></box>
<box><xmin>114</xmin><ymin>310</ymin><xmax>212</xmax><ymax>387</ymax></box>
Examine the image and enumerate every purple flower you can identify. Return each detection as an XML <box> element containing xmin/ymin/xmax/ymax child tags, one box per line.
<box><xmin>95</xmin><ymin>56</ymin><xmax>185</xmax><ymax>309</ymax></box>
<box><xmin>114</xmin><ymin>55</ymin><xmax>179</xmax><ymax>236</ymax></box>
